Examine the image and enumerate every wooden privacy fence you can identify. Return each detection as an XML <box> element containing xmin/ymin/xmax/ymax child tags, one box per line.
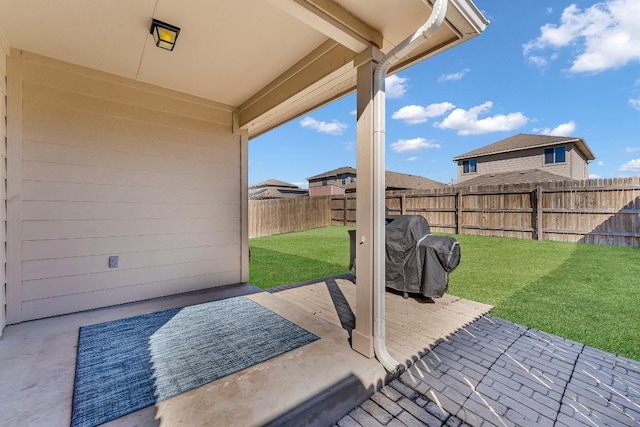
<box><xmin>249</xmin><ymin>195</ymin><xmax>332</xmax><ymax>238</ymax></box>
<box><xmin>251</xmin><ymin>177</ymin><xmax>640</xmax><ymax>247</ymax></box>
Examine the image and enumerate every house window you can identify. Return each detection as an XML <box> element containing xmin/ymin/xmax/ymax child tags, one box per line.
<box><xmin>544</xmin><ymin>146</ymin><xmax>566</xmax><ymax>164</ymax></box>
<box><xmin>350</xmin><ymin>176</ymin><xmax>355</xmax><ymax>183</ymax></box>
<box><xmin>322</xmin><ymin>179</ymin><xmax>327</xmax><ymax>186</ymax></box>
<box><xmin>462</xmin><ymin>159</ymin><xmax>477</xmax><ymax>174</ymax></box>
<box><xmin>341</xmin><ymin>175</ymin><xmax>346</xmax><ymax>185</ymax></box>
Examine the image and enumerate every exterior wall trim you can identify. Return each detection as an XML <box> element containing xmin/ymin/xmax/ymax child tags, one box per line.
<box><xmin>240</xmin><ymin>128</ymin><xmax>249</xmax><ymax>282</ymax></box>
<box><xmin>0</xmin><ymin>32</ymin><xmax>8</xmax><ymax>333</ymax></box>
<box><xmin>6</xmin><ymin>48</ymin><xmax>23</xmax><ymax>324</ymax></box>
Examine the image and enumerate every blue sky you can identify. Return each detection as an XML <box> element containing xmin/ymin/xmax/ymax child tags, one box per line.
<box><xmin>249</xmin><ymin>0</ymin><xmax>640</xmax><ymax>187</ymax></box>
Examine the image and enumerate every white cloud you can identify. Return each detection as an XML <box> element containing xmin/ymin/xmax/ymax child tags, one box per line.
<box><xmin>390</xmin><ymin>137</ymin><xmax>440</xmax><ymax>153</ymax></box>
<box><xmin>597</xmin><ymin>161</ymin><xmax>605</xmax><ymax>166</ymax></box>
<box><xmin>350</xmin><ymin>109</ymin><xmax>357</xmax><ymax>116</ymax></box>
<box><xmin>385</xmin><ymin>75</ymin><xmax>409</xmax><ymax>99</ymax></box>
<box><xmin>527</xmin><ymin>55</ymin><xmax>548</xmax><ymax>68</ymax></box>
<box><xmin>546</xmin><ymin>7</ymin><xmax>554</xmax><ymax>14</ymax></box>
<box><xmin>619</xmin><ymin>159</ymin><xmax>640</xmax><ymax>171</ymax></box>
<box><xmin>624</xmin><ymin>146</ymin><xmax>640</xmax><ymax>152</ymax></box>
<box><xmin>300</xmin><ymin>116</ymin><xmax>347</xmax><ymax>135</ymax></box>
<box><xmin>438</xmin><ymin>68</ymin><xmax>470</xmax><ymax>83</ymax></box>
<box><xmin>434</xmin><ymin>101</ymin><xmax>529</xmax><ymax>136</ymax></box>
<box><xmin>589</xmin><ymin>173</ymin><xmax>601</xmax><ymax>179</ymax></box>
<box><xmin>523</xmin><ymin>0</ymin><xmax>640</xmax><ymax>73</ymax></box>
<box><xmin>406</xmin><ymin>156</ymin><xmax>419</xmax><ymax>162</ymax></box>
<box><xmin>292</xmin><ymin>181</ymin><xmax>309</xmax><ymax>189</ymax></box>
<box><xmin>533</xmin><ymin>121</ymin><xmax>576</xmax><ymax>136</ymax></box>
<box><xmin>391</xmin><ymin>103</ymin><xmax>455</xmax><ymax>125</ymax></box>
<box><xmin>630</xmin><ymin>98</ymin><xmax>640</xmax><ymax>110</ymax></box>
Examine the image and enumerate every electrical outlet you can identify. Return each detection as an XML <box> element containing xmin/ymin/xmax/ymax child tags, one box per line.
<box><xmin>109</xmin><ymin>255</ymin><xmax>119</xmax><ymax>269</ymax></box>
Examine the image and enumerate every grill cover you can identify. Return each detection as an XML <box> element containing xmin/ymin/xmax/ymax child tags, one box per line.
<box><xmin>384</xmin><ymin>215</ymin><xmax>431</xmax><ymax>293</ymax></box>
<box><xmin>349</xmin><ymin>215</ymin><xmax>461</xmax><ymax>298</ymax></box>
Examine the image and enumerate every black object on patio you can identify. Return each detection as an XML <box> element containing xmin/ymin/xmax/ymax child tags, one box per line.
<box><xmin>348</xmin><ymin>214</ymin><xmax>460</xmax><ymax>299</ymax></box>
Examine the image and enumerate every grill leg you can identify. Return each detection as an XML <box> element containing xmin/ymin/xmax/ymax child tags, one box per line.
<box><xmin>403</xmin><ymin>291</ymin><xmax>409</xmax><ymax>299</ymax></box>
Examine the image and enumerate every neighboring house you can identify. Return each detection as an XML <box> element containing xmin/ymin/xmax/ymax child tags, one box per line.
<box><xmin>307</xmin><ymin>166</ymin><xmax>447</xmax><ymax>196</ymax></box>
<box><xmin>452</xmin><ymin>134</ymin><xmax>596</xmax><ymax>186</ymax></box>
<box><xmin>307</xmin><ymin>167</ymin><xmax>357</xmax><ymax>196</ymax></box>
<box><xmin>249</xmin><ymin>180</ymin><xmax>308</xmax><ymax>200</ymax></box>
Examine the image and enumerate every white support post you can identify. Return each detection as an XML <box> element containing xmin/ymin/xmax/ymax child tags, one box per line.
<box><xmin>352</xmin><ymin>48</ymin><xmax>381</xmax><ymax>358</ymax></box>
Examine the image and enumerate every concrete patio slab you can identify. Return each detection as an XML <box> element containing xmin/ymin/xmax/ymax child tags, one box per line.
<box><xmin>0</xmin><ymin>283</ymin><xmax>388</xmax><ymax>427</ymax></box>
<box><xmin>269</xmin><ymin>277</ymin><xmax>494</xmax><ymax>369</ymax></box>
<box><xmin>0</xmin><ymin>277</ymin><xmax>496</xmax><ymax>426</ymax></box>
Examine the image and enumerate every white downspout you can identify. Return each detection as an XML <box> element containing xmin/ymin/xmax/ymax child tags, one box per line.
<box><xmin>372</xmin><ymin>0</ymin><xmax>448</xmax><ymax>373</ymax></box>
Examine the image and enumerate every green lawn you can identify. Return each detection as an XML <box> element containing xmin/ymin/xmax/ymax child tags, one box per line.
<box><xmin>249</xmin><ymin>227</ymin><xmax>353</xmax><ymax>288</ymax></box>
<box><xmin>249</xmin><ymin>226</ymin><xmax>640</xmax><ymax>360</ymax></box>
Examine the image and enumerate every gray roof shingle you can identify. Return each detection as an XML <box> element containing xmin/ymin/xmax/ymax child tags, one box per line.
<box><xmin>311</xmin><ymin>169</ymin><xmax>448</xmax><ymax>191</ymax></box>
<box><xmin>307</xmin><ymin>166</ymin><xmax>357</xmax><ymax>181</ymax></box>
<box><xmin>455</xmin><ymin>169</ymin><xmax>571</xmax><ymax>187</ymax></box>
<box><xmin>384</xmin><ymin>171</ymin><xmax>448</xmax><ymax>190</ymax></box>
<box><xmin>248</xmin><ymin>187</ymin><xmax>308</xmax><ymax>200</ymax></box>
<box><xmin>250</xmin><ymin>179</ymin><xmax>299</xmax><ymax>189</ymax></box>
<box><xmin>452</xmin><ymin>133</ymin><xmax>595</xmax><ymax>161</ymax></box>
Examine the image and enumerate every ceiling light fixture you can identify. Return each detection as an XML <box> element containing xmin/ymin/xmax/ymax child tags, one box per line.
<box><xmin>150</xmin><ymin>19</ymin><xmax>180</xmax><ymax>51</ymax></box>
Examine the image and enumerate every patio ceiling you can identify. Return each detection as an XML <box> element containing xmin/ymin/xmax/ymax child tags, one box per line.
<box><xmin>0</xmin><ymin>0</ymin><xmax>487</xmax><ymax>137</ymax></box>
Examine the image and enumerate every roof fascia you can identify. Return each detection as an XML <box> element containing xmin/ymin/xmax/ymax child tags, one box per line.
<box><xmin>574</xmin><ymin>139</ymin><xmax>596</xmax><ymax>160</ymax></box>
<box><xmin>237</xmin><ymin>40</ymin><xmax>354</xmax><ymax>128</ymax></box>
<box><xmin>245</xmin><ymin>0</ymin><xmax>488</xmax><ymax>136</ymax></box>
<box><xmin>265</xmin><ymin>0</ymin><xmax>382</xmax><ymax>52</ymax></box>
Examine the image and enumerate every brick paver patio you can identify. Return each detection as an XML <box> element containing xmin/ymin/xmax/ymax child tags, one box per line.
<box><xmin>338</xmin><ymin>315</ymin><xmax>640</xmax><ymax>427</ymax></box>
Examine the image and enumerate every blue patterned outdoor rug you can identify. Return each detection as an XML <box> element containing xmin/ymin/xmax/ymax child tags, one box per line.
<box><xmin>71</xmin><ymin>296</ymin><xmax>319</xmax><ymax>427</ymax></box>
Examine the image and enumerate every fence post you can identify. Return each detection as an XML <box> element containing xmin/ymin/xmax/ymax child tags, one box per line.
<box><xmin>343</xmin><ymin>196</ymin><xmax>347</xmax><ymax>226</ymax></box>
<box><xmin>456</xmin><ymin>190</ymin><xmax>463</xmax><ymax>235</ymax></box>
<box><xmin>536</xmin><ymin>186</ymin><xmax>543</xmax><ymax>240</ymax></box>
<box><xmin>401</xmin><ymin>194</ymin><xmax>406</xmax><ymax>215</ymax></box>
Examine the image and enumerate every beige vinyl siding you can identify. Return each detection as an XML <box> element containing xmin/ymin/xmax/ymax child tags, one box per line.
<box><xmin>0</xmin><ymin>40</ymin><xmax>7</xmax><ymax>332</ymax></box>
<box><xmin>458</xmin><ymin>148</ymin><xmax>545</xmax><ymax>183</ymax></box>
<box><xmin>8</xmin><ymin>51</ymin><xmax>243</xmax><ymax>322</ymax></box>
<box><xmin>457</xmin><ymin>146</ymin><xmax>574</xmax><ymax>183</ymax></box>
<box><xmin>570</xmin><ymin>145</ymin><xmax>589</xmax><ymax>179</ymax></box>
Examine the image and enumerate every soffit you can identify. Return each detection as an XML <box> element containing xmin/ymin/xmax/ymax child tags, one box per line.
<box><xmin>0</xmin><ymin>0</ymin><xmax>487</xmax><ymax>136</ymax></box>
<box><xmin>0</xmin><ymin>0</ymin><xmax>326</xmax><ymax>107</ymax></box>
<box><xmin>244</xmin><ymin>0</ymin><xmax>488</xmax><ymax>137</ymax></box>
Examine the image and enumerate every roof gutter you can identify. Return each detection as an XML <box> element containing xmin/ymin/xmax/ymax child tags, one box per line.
<box><xmin>372</xmin><ymin>0</ymin><xmax>448</xmax><ymax>374</ymax></box>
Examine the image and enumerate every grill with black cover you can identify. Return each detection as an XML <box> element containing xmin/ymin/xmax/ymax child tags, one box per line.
<box><xmin>349</xmin><ymin>214</ymin><xmax>460</xmax><ymax>299</ymax></box>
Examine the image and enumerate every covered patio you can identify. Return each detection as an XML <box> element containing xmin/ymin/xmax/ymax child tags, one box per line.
<box><xmin>0</xmin><ymin>0</ymin><xmax>492</xmax><ymax>425</ymax></box>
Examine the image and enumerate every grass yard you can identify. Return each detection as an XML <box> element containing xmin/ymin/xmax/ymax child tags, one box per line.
<box><xmin>249</xmin><ymin>226</ymin><xmax>640</xmax><ymax>360</ymax></box>
<box><xmin>249</xmin><ymin>227</ymin><xmax>352</xmax><ymax>288</ymax></box>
